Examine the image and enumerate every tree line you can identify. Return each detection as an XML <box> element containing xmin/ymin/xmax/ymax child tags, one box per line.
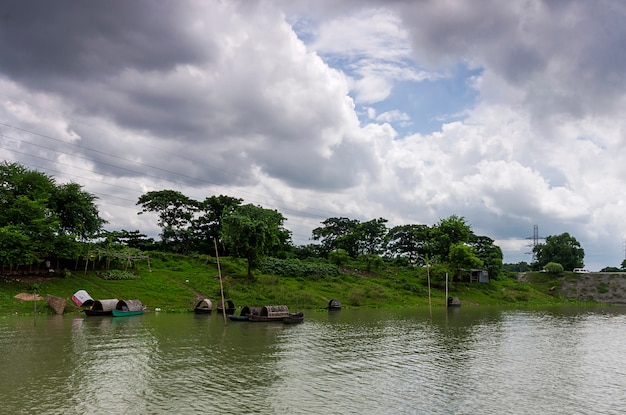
<box><xmin>3</xmin><ymin>162</ymin><xmax>606</xmax><ymax>279</ymax></box>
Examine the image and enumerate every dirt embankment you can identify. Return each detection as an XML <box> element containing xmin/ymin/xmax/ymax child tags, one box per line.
<box><xmin>520</xmin><ymin>272</ymin><xmax>626</xmax><ymax>304</ymax></box>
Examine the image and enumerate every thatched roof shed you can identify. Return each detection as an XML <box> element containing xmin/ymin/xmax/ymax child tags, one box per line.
<box><xmin>116</xmin><ymin>299</ymin><xmax>143</xmax><ymax>312</ymax></box>
<box><xmin>92</xmin><ymin>299</ymin><xmax>118</xmax><ymax>312</ymax></box>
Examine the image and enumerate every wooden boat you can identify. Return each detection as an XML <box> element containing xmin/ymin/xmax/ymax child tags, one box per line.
<box><xmin>228</xmin><ymin>306</ymin><xmax>261</xmax><ymax>321</ymax></box>
<box><xmin>72</xmin><ymin>290</ymin><xmax>94</xmax><ymax>308</ymax></box>
<box><xmin>216</xmin><ymin>299</ymin><xmax>235</xmax><ymax>315</ymax></box>
<box><xmin>283</xmin><ymin>312</ymin><xmax>304</xmax><ymax>324</ymax></box>
<box><xmin>194</xmin><ymin>298</ymin><xmax>213</xmax><ymax>314</ymax></box>
<box><xmin>327</xmin><ymin>298</ymin><xmax>342</xmax><ymax>311</ymax></box>
<box><xmin>84</xmin><ymin>299</ymin><xmax>118</xmax><ymax>316</ymax></box>
<box><xmin>112</xmin><ymin>299</ymin><xmax>144</xmax><ymax>317</ymax></box>
<box><xmin>247</xmin><ymin>305</ymin><xmax>290</xmax><ymax>322</ymax></box>
<box><xmin>447</xmin><ymin>297</ymin><xmax>462</xmax><ymax>307</ymax></box>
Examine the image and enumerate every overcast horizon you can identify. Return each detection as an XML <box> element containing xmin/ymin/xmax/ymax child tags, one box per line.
<box><xmin>2</xmin><ymin>0</ymin><xmax>626</xmax><ymax>270</ymax></box>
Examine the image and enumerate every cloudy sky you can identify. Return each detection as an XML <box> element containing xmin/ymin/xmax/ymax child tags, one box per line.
<box><xmin>2</xmin><ymin>0</ymin><xmax>626</xmax><ymax>270</ymax></box>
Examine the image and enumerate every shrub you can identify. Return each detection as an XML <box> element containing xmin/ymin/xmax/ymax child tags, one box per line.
<box><xmin>544</xmin><ymin>262</ymin><xmax>564</xmax><ymax>275</ymax></box>
<box><xmin>260</xmin><ymin>257</ymin><xmax>339</xmax><ymax>278</ymax></box>
<box><xmin>101</xmin><ymin>270</ymin><xmax>138</xmax><ymax>280</ymax></box>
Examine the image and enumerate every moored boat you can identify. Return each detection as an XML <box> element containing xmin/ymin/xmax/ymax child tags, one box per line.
<box><xmin>327</xmin><ymin>298</ymin><xmax>342</xmax><ymax>311</ymax></box>
<box><xmin>84</xmin><ymin>299</ymin><xmax>118</xmax><ymax>316</ymax></box>
<box><xmin>228</xmin><ymin>306</ymin><xmax>261</xmax><ymax>321</ymax></box>
<box><xmin>283</xmin><ymin>311</ymin><xmax>304</xmax><ymax>324</ymax></box>
<box><xmin>194</xmin><ymin>298</ymin><xmax>213</xmax><ymax>314</ymax></box>
<box><xmin>447</xmin><ymin>297</ymin><xmax>461</xmax><ymax>307</ymax></box>
<box><xmin>112</xmin><ymin>299</ymin><xmax>144</xmax><ymax>317</ymax></box>
<box><xmin>217</xmin><ymin>299</ymin><xmax>236</xmax><ymax>315</ymax></box>
<box><xmin>247</xmin><ymin>305</ymin><xmax>290</xmax><ymax>322</ymax></box>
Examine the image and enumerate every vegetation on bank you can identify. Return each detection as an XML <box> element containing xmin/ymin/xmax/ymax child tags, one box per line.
<box><xmin>1</xmin><ymin>253</ymin><xmax>591</xmax><ymax>316</ymax></box>
<box><xmin>0</xmin><ymin>163</ymin><xmax>613</xmax><ymax>317</ymax></box>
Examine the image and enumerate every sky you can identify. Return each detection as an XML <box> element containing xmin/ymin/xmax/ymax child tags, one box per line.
<box><xmin>1</xmin><ymin>0</ymin><xmax>626</xmax><ymax>271</ymax></box>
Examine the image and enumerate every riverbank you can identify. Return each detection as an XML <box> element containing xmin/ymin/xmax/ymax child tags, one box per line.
<box><xmin>0</xmin><ymin>254</ymin><xmax>605</xmax><ymax>316</ymax></box>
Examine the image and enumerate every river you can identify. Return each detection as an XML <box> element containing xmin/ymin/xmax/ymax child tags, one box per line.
<box><xmin>1</xmin><ymin>306</ymin><xmax>625</xmax><ymax>414</ymax></box>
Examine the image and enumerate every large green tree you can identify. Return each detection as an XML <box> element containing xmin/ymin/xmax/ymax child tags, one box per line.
<box><xmin>311</xmin><ymin>217</ymin><xmax>361</xmax><ymax>257</ymax></box>
<box><xmin>429</xmin><ymin>215</ymin><xmax>473</xmax><ymax>260</ymax></box>
<box><xmin>193</xmin><ymin>195</ymin><xmax>243</xmax><ymax>254</ymax></box>
<box><xmin>533</xmin><ymin>232</ymin><xmax>584</xmax><ymax>271</ymax></box>
<box><xmin>221</xmin><ymin>204</ymin><xmax>291</xmax><ymax>279</ymax></box>
<box><xmin>137</xmin><ymin>190</ymin><xmax>198</xmax><ymax>253</ymax></box>
<box><xmin>386</xmin><ymin>224</ymin><xmax>431</xmax><ymax>265</ymax></box>
<box><xmin>0</xmin><ymin>162</ymin><xmax>105</xmax><ymax>269</ymax></box>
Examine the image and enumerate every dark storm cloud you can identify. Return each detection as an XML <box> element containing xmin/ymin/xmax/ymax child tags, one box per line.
<box><xmin>0</xmin><ymin>0</ymin><xmax>211</xmax><ymax>86</ymax></box>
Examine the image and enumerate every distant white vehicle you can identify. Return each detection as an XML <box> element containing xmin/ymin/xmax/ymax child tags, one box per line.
<box><xmin>573</xmin><ymin>268</ymin><xmax>590</xmax><ymax>273</ymax></box>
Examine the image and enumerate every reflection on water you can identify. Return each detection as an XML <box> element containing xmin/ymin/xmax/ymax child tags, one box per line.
<box><xmin>1</xmin><ymin>306</ymin><xmax>626</xmax><ymax>414</ymax></box>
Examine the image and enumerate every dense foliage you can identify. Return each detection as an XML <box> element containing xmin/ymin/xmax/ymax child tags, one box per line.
<box><xmin>532</xmin><ymin>233</ymin><xmax>585</xmax><ymax>271</ymax></box>
<box><xmin>1</xmin><ymin>164</ymin><xmax>512</xmax><ymax>279</ymax></box>
<box><xmin>0</xmin><ymin>162</ymin><xmax>105</xmax><ymax>270</ymax></box>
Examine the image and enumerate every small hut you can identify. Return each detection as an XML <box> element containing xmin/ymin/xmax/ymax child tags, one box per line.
<box><xmin>217</xmin><ymin>299</ymin><xmax>235</xmax><ymax>315</ymax></box>
<box><xmin>194</xmin><ymin>298</ymin><xmax>213</xmax><ymax>314</ymax></box>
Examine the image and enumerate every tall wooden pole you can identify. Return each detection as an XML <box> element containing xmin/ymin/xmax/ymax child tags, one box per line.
<box><xmin>427</xmin><ymin>264</ymin><xmax>432</xmax><ymax>321</ymax></box>
<box><xmin>214</xmin><ymin>238</ymin><xmax>227</xmax><ymax>325</ymax></box>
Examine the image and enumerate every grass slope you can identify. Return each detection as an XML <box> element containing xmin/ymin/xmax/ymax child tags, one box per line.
<box><xmin>0</xmin><ymin>253</ymin><xmax>590</xmax><ymax>316</ymax></box>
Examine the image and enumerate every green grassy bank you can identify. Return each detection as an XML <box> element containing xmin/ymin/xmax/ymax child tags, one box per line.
<box><xmin>1</xmin><ymin>253</ymin><xmax>587</xmax><ymax>316</ymax></box>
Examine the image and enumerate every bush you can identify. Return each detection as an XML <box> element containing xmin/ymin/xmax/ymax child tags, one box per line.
<box><xmin>544</xmin><ymin>262</ymin><xmax>564</xmax><ymax>275</ymax></box>
<box><xmin>260</xmin><ymin>257</ymin><xmax>339</xmax><ymax>278</ymax></box>
<box><xmin>101</xmin><ymin>270</ymin><xmax>138</xmax><ymax>280</ymax></box>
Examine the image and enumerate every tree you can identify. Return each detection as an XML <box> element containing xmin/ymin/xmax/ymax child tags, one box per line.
<box><xmin>221</xmin><ymin>204</ymin><xmax>291</xmax><ymax>279</ymax></box>
<box><xmin>448</xmin><ymin>243</ymin><xmax>483</xmax><ymax>278</ymax></box>
<box><xmin>311</xmin><ymin>217</ymin><xmax>361</xmax><ymax>257</ymax></box>
<box><xmin>49</xmin><ymin>182</ymin><xmax>105</xmax><ymax>240</ymax></box>
<box><xmin>356</xmin><ymin>218</ymin><xmax>388</xmax><ymax>257</ymax></box>
<box><xmin>386</xmin><ymin>224</ymin><xmax>431</xmax><ymax>264</ymax></box>
<box><xmin>355</xmin><ymin>218</ymin><xmax>388</xmax><ymax>271</ymax></box>
<box><xmin>194</xmin><ymin>195</ymin><xmax>243</xmax><ymax>254</ymax></box>
<box><xmin>468</xmin><ymin>235</ymin><xmax>503</xmax><ymax>279</ymax></box>
<box><xmin>137</xmin><ymin>190</ymin><xmax>198</xmax><ymax>253</ymax></box>
<box><xmin>429</xmin><ymin>215</ymin><xmax>473</xmax><ymax>260</ymax></box>
<box><xmin>0</xmin><ymin>162</ymin><xmax>105</xmax><ymax>270</ymax></box>
<box><xmin>533</xmin><ymin>233</ymin><xmax>584</xmax><ymax>271</ymax></box>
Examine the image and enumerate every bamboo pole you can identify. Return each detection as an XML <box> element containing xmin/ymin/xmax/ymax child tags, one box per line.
<box><xmin>214</xmin><ymin>238</ymin><xmax>227</xmax><ymax>325</ymax></box>
<box><xmin>427</xmin><ymin>263</ymin><xmax>432</xmax><ymax>321</ymax></box>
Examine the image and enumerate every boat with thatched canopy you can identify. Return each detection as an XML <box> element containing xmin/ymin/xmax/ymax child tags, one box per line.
<box><xmin>327</xmin><ymin>298</ymin><xmax>342</xmax><ymax>311</ymax></box>
<box><xmin>247</xmin><ymin>305</ymin><xmax>290</xmax><ymax>322</ymax></box>
<box><xmin>84</xmin><ymin>299</ymin><xmax>119</xmax><ymax>316</ymax></box>
<box><xmin>217</xmin><ymin>299</ymin><xmax>235</xmax><ymax>315</ymax></box>
<box><xmin>112</xmin><ymin>299</ymin><xmax>144</xmax><ymax>317</ymax></box>
<box><xmin>194</xmin><ymin>298</ymin><xmax>213</xmax><ymax>314</ymax></box>
<box><xmin>228</xmin><ymin>305</ymin><xmax>262</xmax><ymax>321</ymax></box>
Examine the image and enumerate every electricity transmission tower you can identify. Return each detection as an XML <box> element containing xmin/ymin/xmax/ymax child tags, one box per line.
<box><xmin>526</xmin><ymin>225</ymin><xmax>545</xmax><ymax>262</ymax></box>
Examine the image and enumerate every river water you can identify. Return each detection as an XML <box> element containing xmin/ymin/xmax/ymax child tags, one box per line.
<box><xmin>1</xmin><ymin>306</ymin><xmax>625</xmax><ymax>414</ymax></box>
